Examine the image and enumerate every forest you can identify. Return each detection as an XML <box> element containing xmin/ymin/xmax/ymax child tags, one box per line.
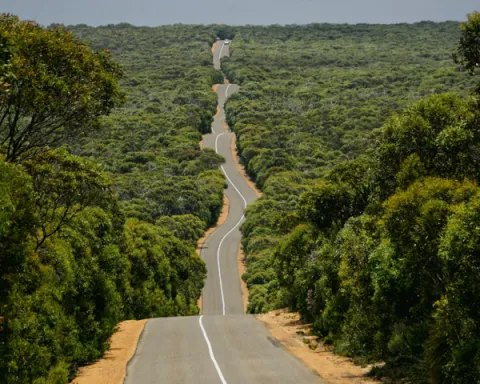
<box><xmin>1</xmin><ymin>10</ymin><xmax>480</xmax><ymax>384</ymax></box>
<box><xmin>224</xmin><ymin>14</ymin><xmax>480</xmax><ymax>383</ymax></box>
<box><xmin>0</xmin><ymin>17</ymin><xmax>225</xmax><ymax>383</ymax></box>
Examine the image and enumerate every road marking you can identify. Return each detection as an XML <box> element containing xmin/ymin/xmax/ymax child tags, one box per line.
<box><xmin>218</xmin><ymin>42</ymin><xmax>226</xmax><ymax>60</ymax></box>
<box><xmin>221</xmin><ymin>165</ymin><xmax>247</xmax><ymax>209</ymax></box>
<box><xmin>214</xmin><ymin>132</ymin><xmax>223</xmax><ymax>153</ymax></box>
<box><xmin>225</xmin><ymin>84</ymin><xmax>231</xmax><ymax>98</ymax></box>
<box><xmin>199</xmin><ymin>315</ymin><xmax>228</xmax><ymax>384</ymax></box>
<box><xmin>215</xmin><ymin>133</ymin><xmax>248</xmax><ymax>209</ymax></box>
<box><xmin>213</xmin><ymin>132</ymin><xmax>249</xmax><ymax>315</ymax></box>
<box><xmin>217</xmin><ymin>214</ymin><xmax>245</xmax><ymax>315</ymax></box>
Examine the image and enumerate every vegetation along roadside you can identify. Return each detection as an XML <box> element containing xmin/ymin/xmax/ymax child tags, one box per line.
<box><xmin>225</xmin><ymin>13</ymin><xmax>480</xmax><ymax>383</ymax></box>
<box><xmin>0</xmin><ymin>17</ymin><xmax>230</xmax><ymax>383</ymax></box>
<box><xmin>1</xmin><ymin>9</ymin><xmax>480</xmax><ymax>384</ymax></box>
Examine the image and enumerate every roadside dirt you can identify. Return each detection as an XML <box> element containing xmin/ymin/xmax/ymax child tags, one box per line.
<box><xmin>231</xmin><ymin>134</ymin><xmax>263</xmax><ymax>198</ymax></box>
<box><xmin>196</xmin><ymin>193</ymin><xmax>230</xmax><ymax>313</ymax></box>
<box><xmin>257</xmin><ymin>310</ymin><xmax>380</xmax><ymax>384</ymax></box>
<box><xmin>70</xmin><ymin>320</ymin><xmax>146</xmax><ymax>384</ymax></box>
<box><xmin>237</xmin><ymin>245</ymin><xmax>249</xmax><ymax>312</ymax></box>
<box><xmin>196</xmin><ymin>194</ymin><xmax>230</xmax><ymax>258</ymax></box>
<box><xmin>73</xmin><ymin>81</ymin><xmax>230</xmax><ymax>383</ymax></box>
<box><xmin>196</xmin><ymin>191</ymin><xmax>230</xmax><ymax>258</ymax></box>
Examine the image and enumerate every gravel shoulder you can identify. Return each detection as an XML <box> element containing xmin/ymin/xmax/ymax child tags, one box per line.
<box><xmin>231</xmin><ymin>134</ymin><xmax>262</xmax><ymax>198</ymax></box>
<box><xmin>237</xmin><ymin>243</ymin><xmax>249</xmax><ymax>312</ymax></box>
<box><xmin>70</xmin><ymin>320</ymin><xmax>146</xmax><ymax>384</ymax></box>
<box><xmin>257</xmin><ymin>309</ymin><xmax>382</xmax><ymax>384</ymax></box>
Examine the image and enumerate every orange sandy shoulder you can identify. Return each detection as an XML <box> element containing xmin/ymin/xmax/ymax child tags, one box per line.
<box><xmin>70</xmin><ymin>320</ymin><xmax>146</xmax><ymax>384</ymax></box>
<box><xmin>231</xmin><ymin>134</ymin><xmax>262</xmax><ymax>198</ymax></box>
<box><xmin>196</xmin><ymin>193</ymin><xmax>229</xmax><ymax>258</ymax></box>
<box><xmin>237</xmin><ymin>245</ymin><xmax>249</xmax><ymax>312</ymax></box>
<box><xmin>257</xmin><ymin>309</ymin><xmax>382</xmax><ymax>384</ymax></box>
<box><xmin>228</xmin><ymin>120</ymin><xmax>261</xmax><ymax>312</ymax></box>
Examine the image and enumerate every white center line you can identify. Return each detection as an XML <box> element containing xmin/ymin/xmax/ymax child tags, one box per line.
<box><xmin>198</xmin><ymin>40</ymin><xmax>238</xmax><ymax>384</ymax></box>
<box><xmin>218</xmin><ymin>42</ymin><xmax>226</xmax><ymax>61</ymax></box>
<box><xmin>221</xmin><ymin>165</ymin><xmax>247</xmax><ymax>209</ymax></box>
<box><xmin>225</xmin><ymin>84</ymin><xmax>231</xmax><ymax>99</ymax></box>
<box><xmin>199</xmin><ymin>315</ymin><xmax>228</xmax><ymax>384</ymax></box>
<box><xmin>216</xmin><ymin>214</ymin><xmax>245</xmax><ymax>315</ymax></box>
<box><xmin>215</xmin><ymin>133</ymin><xmax>248</xmax><ymax>209</ymax></box>
<box><xmin>213</xmin><ymin>132</ymin><xmax>249</xmax><ymax>315</ymax></box>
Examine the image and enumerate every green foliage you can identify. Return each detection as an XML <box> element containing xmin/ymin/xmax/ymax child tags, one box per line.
<box><xmin>230</xmin><ymin>18</ymin><xmax>480</xmax><ymax>383</ymax></box>
<box><xmin>455</xmin><ymin>11</ymin><xmax>480</xmax><ymax>75</ymax></box>
<box><xmin>231</xmin><ymin>21</ymin><xmax>478</xmax><ymax>316</ymax></box>
<box><xmin>373</xmin><ymin>93</ymin><xmax>480</xmax><ymax>198</ymax></box>
<box><xmin>156</xmin><ymin>214</ymin><xmax>206</xmax><ymax>247</ymax></box>
<box><xmin>299</xmin><ymin>181</ymin><xmax>355</xmax><ymax>229</ymax></box>
<box><xmin>23</xmin><ymin>149</ymin><xmax>114</xmax><ymax>249</ymax></box>
<box><xmin>433</xmin><ymin>195</ymin><xmax>480</xmax><ymax>382</ymax></box>
<box><xmin>0</xmin><ymin>15</ymin><xmax>125</xmax><ymax>162</ymax></box>
<box><xmin>216</xmin><ymin>26</ymin><xmax>235</xmax><ymax>40</ymax></box>
<box><xmin>273</xmin><ymin>224</ymin><xmax>314</xmax><ymax>309</ymax></box>
<box><xmin>0</xmin><ymin>158</ymin><xmax>36</xmax><ymax>297</ymax></box>
<box><xmin>68</xmin><ymin>23</ymin><xmax>226</xmax><ymax>226</ymax></box>
<box><xmin>0</xmin><ymin>19</ymin><xmax>221</xmax><ymax>383</ymax></box>
<box><xmin>0</xmin><ymin>203</ymin><xmax>126</xmax><ymax>383</ymax></box>
<box><xmin>225</xmin><ymin>22</ymin><xmax>476</xmax><ymax>180</ymax></box>
<box><xmin>122</xmin><ymin>218</ymin><xmax>205</xmax><ymax>318</ymax></box>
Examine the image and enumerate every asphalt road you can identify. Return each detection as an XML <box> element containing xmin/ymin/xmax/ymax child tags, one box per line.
<box><xmin>124</xmin><ymin>41</ymin><xmax>321</xmax><ymax>384</ymax></box>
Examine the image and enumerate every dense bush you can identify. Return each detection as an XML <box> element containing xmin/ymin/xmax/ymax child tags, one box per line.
<box><xmin>0</xmin><ymin>17</ymin><xmax>224</xmax><ymax>383</ymax></box>
<box><xmin>69</xmin><ymin>23</ymin><xmax>226</xmax><ymax>224</ymax></box>
<box><xmin>227</xmin><ymin>17</ymin><xmax>480</xmax><ymax>382</ymax></box>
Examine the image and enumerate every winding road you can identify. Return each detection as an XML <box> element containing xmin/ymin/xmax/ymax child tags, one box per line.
<box><xmin>124</xmin><ymin>41</ymin><xmax>321</xmax><ymax>384</ymax></box>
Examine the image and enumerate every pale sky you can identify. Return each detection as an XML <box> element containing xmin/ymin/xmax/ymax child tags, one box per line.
<box><xmin>1</xmin><ymin>0</ymin><xmax>478</xmax><ymax>26</ymax></box>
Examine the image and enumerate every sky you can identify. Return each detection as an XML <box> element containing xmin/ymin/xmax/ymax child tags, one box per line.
<box><xmin>1</xmin><ymin>0</ymin><xmax>478</xmax><ymax>27</ymax></box>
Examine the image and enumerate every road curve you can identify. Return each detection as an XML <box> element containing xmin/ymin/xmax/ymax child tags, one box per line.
<box><xmin>124</xmin><ymin>41</ymin><xmax>322</xmax><ymax>384</ymax></box>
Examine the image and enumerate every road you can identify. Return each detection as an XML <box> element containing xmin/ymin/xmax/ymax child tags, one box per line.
<box><xmin>124</xmin><ymin>41</ymin><xmax>321</xmax><ymax>384</ymax></box>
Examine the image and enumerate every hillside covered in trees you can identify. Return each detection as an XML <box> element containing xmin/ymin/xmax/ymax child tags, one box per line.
<box><xmin>224</xmin><ymin>15</ymin><xmax>480</xmax><ymax>383</ymax></box>
<box><xmin>0</xmin><ymin>17</ymin><xmax>226</xmax><ymax>383</ymax></box>
<box><xmin>1</xmin><ymin>10</ymin><xmax>480</xmax><ymax>384</ymax></box>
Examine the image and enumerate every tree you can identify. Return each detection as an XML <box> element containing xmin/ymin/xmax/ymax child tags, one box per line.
<box><xmin>299</xmin><ymin>181</ymin><xmax>355</xmax><ymax>230</ymax></box>
<box><xmin>0</xmin><ymin>27</ymin><xmax>13</xmax><ymax>87</ymax></box>
<box><xmin>455</xmin><ymin>11</ymin><xmax>480</xmax><ymax>94</ymax></box>
<box><xmin>22</xmin><ymin>149</ymin><xmax>113</xmax><ymax>249</ymax></box>
<box><xmin>0</xmin><ymin>15</ymin><xmax>125</xmax><ymax>162</ymax></box>
<box><xmin>156</xmin><ymin>214</ymin><xmax>206</xmax><ymax>247</ymax></box>
<box><xmin>373</xmin><ymin>93</ymin><xmax>480</xmax><ymax>198</ymax></box>
<box><xmin>0</xmin><ymin>158</ymin><xmax>36</xmax><ymax>298</ymax></box>
<box><xmin>0</xmin><ymin>20</ymin><xmax>220</xmax><ymax>383</ymax></box>
<box><xmin>274</xmin><ymin>224</ymin><xmax>314</xmax><ymax>309</ymax></box>
<box><xmin>433</xmin><ymin>192</ymin><xmax>480</xmax><ymax>382</ymax></box>
<box><xmin>455</xmin><ymin>11</ymin><xmax>480</xmax><ymax>74</ymax></box>
<box><xmin>122</xmin><ymin>218</ymin><xmax>206</xmax><ymax>318</ymax></box>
